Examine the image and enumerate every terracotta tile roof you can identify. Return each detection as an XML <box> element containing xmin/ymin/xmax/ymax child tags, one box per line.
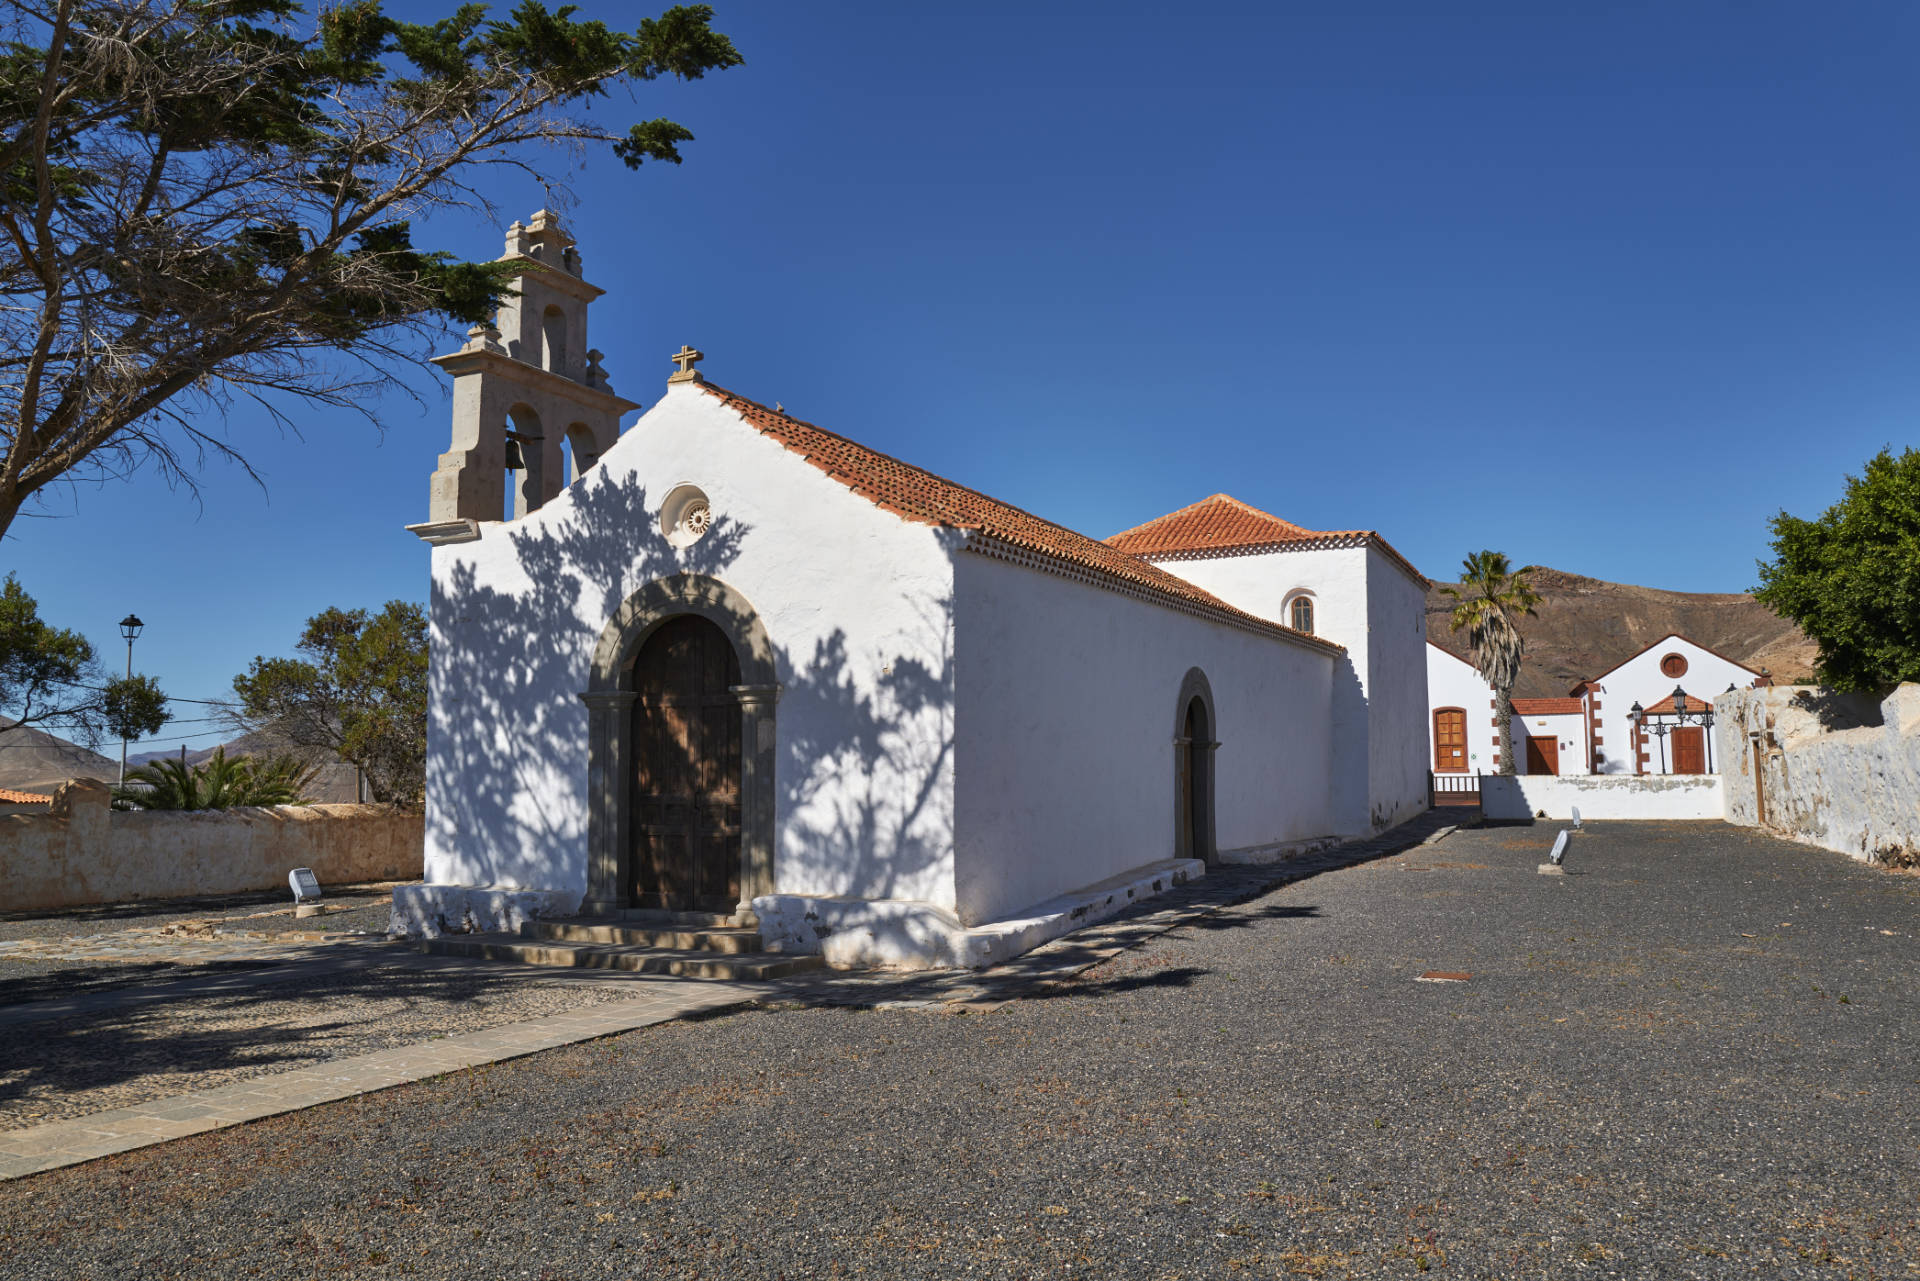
<box><xmin>1105</xmin><ymin>494</ymin><xmax>1429</xmax><ymax>586</ymax></box>
<box><xmin>1638</xmin><ymin>690</ymin><xmax>1716</xmax><ymax>716</ymax></box>
<box><xmin>696</xmin><ymin>383</ymin><xmax>1342</xmax><ymax>653</ymax></box>
<box><xmin>0</xmin><ymin>787</ymin><xmax>51</xmax><ymax>805</ymax></box>
<box><xmin>1510</xmin><ymin>697</ymin><xmax>1586</xmax><ymax>716</ymax></box>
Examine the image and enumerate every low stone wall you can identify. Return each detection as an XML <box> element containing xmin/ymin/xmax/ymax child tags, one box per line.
<box><xmin>1481</xmin><ymin>772</ymin><xmax>1725</xmax><ymax>821</ymax></box>
<box><xmin>1716</xmin><ymin>684</ymin><xmax>1920</xmax><ymax>865</ymax></box>
<box><xmin>0</xmin><ymin>779</ymin><xmax>423</xmax><ymax>912</ymax></box>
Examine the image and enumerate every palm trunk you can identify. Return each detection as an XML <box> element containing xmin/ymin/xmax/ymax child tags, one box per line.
<box><xmin>1494</xmin><ymin>684</ymin><xmax>1516</xmax><ymax>775</ymax></box>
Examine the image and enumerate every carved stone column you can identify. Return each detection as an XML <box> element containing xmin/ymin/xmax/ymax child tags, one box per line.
<box><xmin>730</xmin><ymin>683</ymin><xmax>781</xmax><ymax>921</ymax></box>
<box><xmin>579</xmin><ymin>689</ymin><xmax>636</xmax><ymax>915</ymax></box>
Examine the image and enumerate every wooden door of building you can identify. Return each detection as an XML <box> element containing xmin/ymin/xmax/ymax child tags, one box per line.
<box><xmin>1433</xmin><ymin>708</ymin><xmax>1468</xmax><ymax>773</ymax></box>
<box><xmin>629</xmin><ymin>615</ymin><xmax>743</xmax><ymax>912</ymax></box>
<box><xmin>1671</xmin><ymin>727</ymin><xmax>1706</xmax><ymax>775</ymax></box>
<box><xmin>1525</xmin><ymin>736</ymin><xmax>1560</xmax><ymax>776</ymax></box>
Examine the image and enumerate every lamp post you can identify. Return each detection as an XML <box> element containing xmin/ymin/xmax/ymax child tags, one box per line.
<box><xmin>117</xmin><ymin>613</ymin><xmax>144</xmax><ymax>786</ymax></box>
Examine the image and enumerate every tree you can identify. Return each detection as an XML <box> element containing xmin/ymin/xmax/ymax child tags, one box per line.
<box><xmin>1754</xmin><ymin>447</ymin><xmax>1920</xmax><ymax>694</ymax></box>
<box><xmin>232</xmin><ymin>601</ymin><xmax>426</xmax><ymax>801</ymax></box>
<box><xmin>1440</xmin><ymin>550</ymin><xmax>1540</xmax><ymax>776</ymax></box>
<box><xmin>0</xmin><ymin>0</ymin><xmax>742</xmax><ymax>540</ymax></box>
<box><xmin>116</xmin><ymin>745</ymin><xmax>317</xmax><ymax>809</ymax></box>
<box><xmin>0</xmin><ymin>572</ymin><xmax>170</xmax><ymax>743</ymax></box>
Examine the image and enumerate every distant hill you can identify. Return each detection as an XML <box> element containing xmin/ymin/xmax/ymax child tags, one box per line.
<box><xmin>0</xmin><ymin>719</ymin><xmax>117</xmax><ymax>793</ymax></box>
<box><xmin>1425</xmin><ymin>567</ymin><xmax>1817</xmax><ymax>699</ymax></box>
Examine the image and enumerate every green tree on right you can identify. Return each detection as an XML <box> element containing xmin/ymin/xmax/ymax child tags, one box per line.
<box><xmin>1754</xmin><ymin>447</ymin><xmax>1920</xmax><ymax>695</ymax></box>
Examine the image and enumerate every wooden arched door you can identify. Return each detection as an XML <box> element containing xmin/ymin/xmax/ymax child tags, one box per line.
<box><xmin>1182</xmin><ymin>697</ymin><xmax>1208</xmax><ymax>858</ymax></box>
<box><xmin>629</xmin><ymin>615</ymin><xmax>743</xmax><ymax>912</ymax></box>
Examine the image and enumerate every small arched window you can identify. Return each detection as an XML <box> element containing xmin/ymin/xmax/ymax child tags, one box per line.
<box><xmin>1289</xmin><ymin>595</ymin><xmax>1314</xmax><ymax>634</ymax></box>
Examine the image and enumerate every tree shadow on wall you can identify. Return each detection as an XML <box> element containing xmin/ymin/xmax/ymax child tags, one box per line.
<box><xmin>428</xmin><ymin>467</ymin><xmax>957</xmax><ymax>904</ymax></box>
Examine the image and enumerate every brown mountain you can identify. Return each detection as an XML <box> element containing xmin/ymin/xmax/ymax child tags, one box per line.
<box><xmin>0</xmin><ymin>719</ymin><xmax>117</xmax><ymax>793</ymax></box>
<box><xmin>1425</xmin><ymin>568</ymin><xmax>1818</xmax><ymax>700</ymax></box>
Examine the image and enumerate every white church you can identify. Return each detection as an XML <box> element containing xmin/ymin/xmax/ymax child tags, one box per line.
<box><xmin>393</xmin><ymin>213</ymin><xmax>1432</xmax><ymax>969</ymax></box>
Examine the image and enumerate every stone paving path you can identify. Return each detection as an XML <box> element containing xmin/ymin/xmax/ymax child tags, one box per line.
<box><xmin>0</xmin><ymin>810</ymin><xmax>1460</xmax><ymax>1181</ymax></box>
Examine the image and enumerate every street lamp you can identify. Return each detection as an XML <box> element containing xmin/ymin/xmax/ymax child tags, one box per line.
<box><xmin>117</xmin><ymin>613</ymin><xmax>144</xmax><ymax>786</ymax></box>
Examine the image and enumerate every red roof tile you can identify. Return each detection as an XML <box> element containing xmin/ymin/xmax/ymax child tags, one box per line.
<box><xmin>1510</xmin><ymin>697</ymin><xmax>1586</xmax><ymax>716</ymax></box>
<box><xmin>0</xmin><ymin>788</ymin><xmax>50</xmax><ymax>805</ymax></box>
<box><xmin>1105</xmin><ymin>494</ymin><xmax>1428</xmax><ymax>585</ymax></box>
<box><xmin>696</xmin><ymin>383</ymin><xmax>1342</xmax><ymax>653</ymax></box>
<box><xmin>1639</xmin><ymin>690</ymin><xmax>1716</xmax><ymax>715</ymax></box>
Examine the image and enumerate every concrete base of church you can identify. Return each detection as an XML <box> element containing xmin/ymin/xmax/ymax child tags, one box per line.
<box><xmin>1217</xmin><ymin>833</ymin><xmax>1346</xmax><ymax>865</ymax></box>
<box><xmin>753</xmin><ymin>857</ymin><xmax>1206</xmax><ymax>971</ymax></box>
<box><xmin>390</xmin><ymin>884</ymin><xmax>584</xmax><ymax>938</ymax></box>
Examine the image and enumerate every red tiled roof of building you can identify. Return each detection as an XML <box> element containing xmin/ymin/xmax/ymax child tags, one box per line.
<box><xmin>0</xmin><ymin>787</ymin><xmax>50</xmax><ymax>805</ymax></box>
<box><xmin>1104</xmin><ymin>494</ymin><xmax>1428</xmax><ymax>586</ymax></box>
<box><xmin>1510</xmin><ymin>697</ymin><xmax>1586</xmax><ymax>716</ymax></box>
<box><xmin>697</xmin><ymin>383</ymin><xmax>1343</xmax><ymax>654</ymax></box>
<box><xmin>1639</xmin><ymin>690</ymin><xmax>1716</xmax><ymax>716</ymax></box>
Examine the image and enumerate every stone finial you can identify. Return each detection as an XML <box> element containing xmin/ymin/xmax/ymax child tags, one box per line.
<box><xmin>463</xmin><ymin>323</ymin><xmax>505</xmax><ymax>354</ymax></box>
<box><xmin>668</xmin><ymin>345</ymin><xmax>705</xmax><ymax>384</ymax></box>
<box><xmin>504</xmin><ymin>219</ymin><xmax>531</xmax><ymax>257</ymax></box>
<box><xmin>586</xmin><ymin>348</ymin><xmax>610</xmax><ymax>390</ymax></box>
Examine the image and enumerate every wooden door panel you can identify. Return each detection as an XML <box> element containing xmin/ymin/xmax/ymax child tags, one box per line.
<box><xmin>1433</xmin><ymin>709</ymin><xmax>1468</xmax><ymax>773</ymax></box>
<box><xmin>1671</xmin><ymin>727</ymin><xmax>1705</xmax><ymax>775</ymax></box>
<box><xmin>630</xmin><ymin>615</ymin><xmax>743</xmax><ymax>911</ymax></box>
<box><xmin>1524</xmin><ymin>737</ymin><xmax>1559</xmax><ymax>776</ymax></box>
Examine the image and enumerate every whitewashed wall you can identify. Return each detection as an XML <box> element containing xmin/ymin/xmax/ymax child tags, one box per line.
<box><xmin>1156</xmin><ymin>543</ymin><xmax>1425</xmax><ymax>836</ymax></box>
<box><xmin>1717</xmin><ymin>685</ymin><xmax>1920</xmax><ymax>865</ymax></box>
<box><xmin>1512</xmin><ymin>711</ymin><xmax>1591</xmax><ymax>774</ymax></box>
<box><xmin>1591</xmin><ymin>635</ymin><xmax>1757</xmax><ymax>774</ymax></box>
<box><xmin>1425</xmin><ymin>644</ymin><xmax>1499</xmax><ymax>774</ymax></box>
<box><xmin>1481</xmin><ymin>773</ymin><xmax>1724</xmax><ymax>821</ymax></box>
<box><xmin>1363</xmin><ymin>544</ymin><xmax>1432</xmax><ymax>830</ymax></box>
<box><xmin>423</xmin><ymin>383</ymin><xmax>960</xmax><ymax>912</ymax></box>
<box><xmin>951</xmin><ymin>552</ymin><xmax>1337</xmax><ymax>926</ymax></box>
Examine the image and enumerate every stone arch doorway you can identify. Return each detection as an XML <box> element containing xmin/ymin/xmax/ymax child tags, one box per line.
<box><xmin>581</xmin><ymin>575</ymin><xmax>779</xmax><ymax>919</ymax></box>
<box><xmin>1173</xmin><ymin>668</ymin><xmax>1219</xmax><ymax>863</ymax></box>
<box><xmin>629</xmin><ymin>615</ymin><xmax>743</xmax><ymax>911</ymax></box>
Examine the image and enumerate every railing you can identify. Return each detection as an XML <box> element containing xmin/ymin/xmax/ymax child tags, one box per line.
<box><xmin>1429</xmin><ymin>770</ymin><xmax>1482</xmax><ymax>808</ymax></box>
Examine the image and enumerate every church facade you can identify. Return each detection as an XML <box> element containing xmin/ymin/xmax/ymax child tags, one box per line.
<box><xmin>394</xmin><ymin>215</ymin><xmax>1432</xmax><ymax>968</ymax></box>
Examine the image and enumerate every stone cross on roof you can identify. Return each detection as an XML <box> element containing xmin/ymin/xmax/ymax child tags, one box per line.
<box><xmin>667</xmin><ymin>345</ymin><xmax>705</xmax><ymax>384</ymax></box>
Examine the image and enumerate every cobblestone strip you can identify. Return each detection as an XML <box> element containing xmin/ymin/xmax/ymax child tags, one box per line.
<box><xmin>0</xmin><ymin>978</ymin><xmax>753</xmax><ymax>1181</ymax></box>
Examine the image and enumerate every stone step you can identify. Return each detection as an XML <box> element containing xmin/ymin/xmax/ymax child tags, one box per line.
<box><xmin>416</xmin><ymin>933</ymin><xmax>823</xmax><ymax>981</ymax></box>
<box><xmin>615</xmin><ymin>909</ymin><xmax>746</xmax><ymax>929</ymax></box>
<box><xmin>520</xmin><ymin>919</ymin><xmax>763</xmax><ymax>953</ymax></box>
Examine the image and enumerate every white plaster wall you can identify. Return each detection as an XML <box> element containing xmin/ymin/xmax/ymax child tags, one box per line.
<box><xmin>1717</xmin><ymin>685</ymin><xmax>1920</xmax><ymax>865</ymax></box>
<box><xmin>423</xmin><ymin>383</ymin><xmax>960</xmax><ymax>909</ymax></box>
<box><xmin>951</xmin><ymin>551</ymin><xmax>1336</xmax><ymax>926</ymax></box>
<box><xmin>1511</xmin><ymin>712</ymin><xmax>1591</xmax><ymax>775</ymax></box>
<box><xmin>1590</xmin><ymin>636</ymin><xmax>1757</xmax><ymax>775</ymax></box>
<box><xmin>1362</xmin><ymin>545</ymin><xmax>1431</xmax><ymax>830</ymax></box>
<box><xmin>1480</xmin><ymin>773</ymin><xmax>1724</xmax><ymax>821</ymax></box>
<box><xmin>1154</xmin><ymin>546</ymin><xmax>1375</xmax><ymax>835</ymax></box>
<box><xmin>1425</xmin><ymin>644</ymin><xmax>1499</xmax><ymax>775</ymax></box>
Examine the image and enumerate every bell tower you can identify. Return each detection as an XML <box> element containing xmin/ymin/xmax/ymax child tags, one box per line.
<box><xmin>409</xmin><ymin>211</ymin><xmax>639</xmax><ymax>542</ymax></box>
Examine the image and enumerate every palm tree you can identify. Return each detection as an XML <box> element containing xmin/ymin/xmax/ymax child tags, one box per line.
<box><xmin>115</xmin><ymin>748</ymin><xmax>318</xmax><ymax>810</ymax></box>
<box><xmin>1440</xmin><ymin>551</ymin><xmax>1541</xmax><ymax>776</ymax></box>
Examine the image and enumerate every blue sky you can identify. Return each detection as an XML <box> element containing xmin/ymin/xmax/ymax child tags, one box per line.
<box><xmin>7</xmin><ymin>1</ymin><xmax>1917</xmax><ymax>754</ymax></box>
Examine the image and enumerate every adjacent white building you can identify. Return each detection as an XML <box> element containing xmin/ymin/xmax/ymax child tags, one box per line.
<box><xmin>395</xmin><ymin>214</ymin><xmax>1433</xmax><ymax>968</ymax></box>
<box><xmin>1426</xmin><ymin>631</ymin><xmax>1768</xmax><ymax>778</ymax></box>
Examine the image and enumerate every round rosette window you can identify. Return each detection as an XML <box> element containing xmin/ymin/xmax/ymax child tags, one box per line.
<box><xmin>661</xmin><ymin>484</ymin><xmax>714</xmax><ymax>549</ymax></box>
<box><xmin>1660</xmin><ymin>653</ymin><xmax>1688</xmax><ymax>679</ymax></box>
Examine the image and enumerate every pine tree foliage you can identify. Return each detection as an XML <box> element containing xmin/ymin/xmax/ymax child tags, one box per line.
<box><xmin>0</xmin><ymin>0</ymin><xmax>742</xmax><ymax>538</ymax></box>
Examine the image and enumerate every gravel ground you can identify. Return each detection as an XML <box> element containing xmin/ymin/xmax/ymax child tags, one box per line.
<box><xmin>0</xmin><ymin>964</ymin><xmax>641</xmax><ymax>1130</ymax></box>
<box><xmin>2</xmin><ymin>821</ymin><xmax>1916</xmax><ymax>1278</ymax></box>
<box><xmin>0</xmin><ymin>887</ymin><xmax>404</xmax><ymax>1006</ymax></box>
<box><xmin>0</xmin><ymin>883</ymin><xmax>404</xmax><ymax>942</ymax></box>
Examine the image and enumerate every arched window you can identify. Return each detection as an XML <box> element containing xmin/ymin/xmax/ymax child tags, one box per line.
<box><xmin>1289</xmin><ymin>595</ymin><xmax>1314</xmax><ymax>634</ymax></box>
